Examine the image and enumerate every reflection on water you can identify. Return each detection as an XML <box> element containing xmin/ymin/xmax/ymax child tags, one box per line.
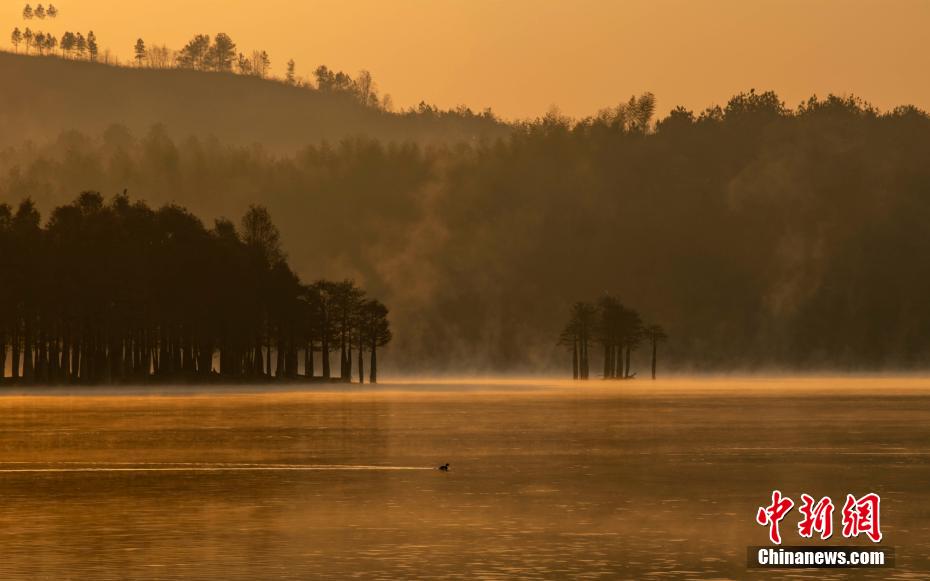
<box><xmin>0</xmin><ymin>377</ymin><xmax>927</xmax><ymax>579</ymax></box>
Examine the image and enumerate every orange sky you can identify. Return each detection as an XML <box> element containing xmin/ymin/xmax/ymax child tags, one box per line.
<box><xmin>4</xmin><ymin>0</ymin><xmax>930</xmax><ymax>119</ymax></box>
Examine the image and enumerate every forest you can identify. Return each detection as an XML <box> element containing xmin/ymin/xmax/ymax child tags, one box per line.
<box><xmin>0</xmin><ymin>192</ymin><xmax>391</xmax><ymax>384</ymax></box>
<box><xmin>3</xmin><ymin>88</ymin><xmax>930</xmax><ymax>374</ymax></box>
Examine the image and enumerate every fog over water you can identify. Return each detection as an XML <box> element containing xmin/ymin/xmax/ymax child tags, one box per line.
<box><xmin>0</xmin><ymin>376</ymin><xmax>924</xmax><ymax>579</ymax></box>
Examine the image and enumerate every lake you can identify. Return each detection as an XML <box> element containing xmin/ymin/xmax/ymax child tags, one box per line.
<box><xmin>0</xmin><ymin>377</ymin><xmax>926</xmax><ymax>579</ymax></box>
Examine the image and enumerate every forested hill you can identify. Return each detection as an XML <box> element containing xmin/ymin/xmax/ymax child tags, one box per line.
<box><xmin>0</xmin><ymin>52</ymin><xmax>508</xmax><ymax>151</ymax></box>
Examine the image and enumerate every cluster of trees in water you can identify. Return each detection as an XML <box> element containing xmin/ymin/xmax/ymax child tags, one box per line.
<box><xmin>0</xmin><ymin>193</ymin><xmax>391</xmax><ymax>385</ymax></box>
<box><xmin>560</xmin><ymin>297</ymin><xmax>666</xmax><ymax>380</ymax></box>
<box><xmin>3</xmin><ymin>90</ymin><xmax>930</xmax><ymax>371</ymax></box>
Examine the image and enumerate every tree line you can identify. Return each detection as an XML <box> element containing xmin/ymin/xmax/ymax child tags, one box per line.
<box><xmin>0</xmin><ymin>192</ymin><xmax>391</xmax><ymax>385</ymax></box>
<box><xmin>4</xmin><ymin>91</ymin><xmax>930</xmax><ymax>372</ymax></box>
<box><xmin>560</xmin><ymin>297</ymin><xmax>666</xmax><ymax>380</ymax></box>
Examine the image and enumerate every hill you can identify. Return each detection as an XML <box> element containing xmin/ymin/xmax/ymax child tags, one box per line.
<box><xmin>0</xmin><ymin>52</ymin><xmax>508</xmax><ymax>152</ymax></box>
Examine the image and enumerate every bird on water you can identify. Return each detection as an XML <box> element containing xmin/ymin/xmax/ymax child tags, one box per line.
<box><xmin>438</xmin><ymin>463</ymin><xmax>450</xmax><ymax>471</ymax></box>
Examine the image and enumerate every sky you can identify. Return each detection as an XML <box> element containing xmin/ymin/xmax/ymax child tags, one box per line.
<box><xmin>4</xmin><ymin>0</ymin><xmax>930</xmax><ymax>120</ymax></box>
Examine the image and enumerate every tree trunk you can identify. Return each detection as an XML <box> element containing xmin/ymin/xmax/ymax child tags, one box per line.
<box><xmin>357</xmin><ymin>340</ymin><xmax>364</xmax><ymax>384</ymax></box>
<box><xmin>369</xmin><ymin>341</ymin><xmax>377</xmax><ymax>384</ymax></box>
<box><xmin>625</xmin><ymin>346</ymin><xmax>632</xmax><ymax>379</ymax></box>
<box><xmin>321</xmin><ymin>334</ymin><xmax>330</xmax><ymax>379</ymax></box>
<box><xmin>571</xmin><ymin>339</ymin><xmax>578</xmax><ymax>380</ymax></box>
<box><xmin>651</xmin><ymin>338</ymin><xmax>657</xmax><ymax>380</ymax></box>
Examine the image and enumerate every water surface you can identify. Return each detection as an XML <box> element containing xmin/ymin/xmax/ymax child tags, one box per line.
<box><xmin>0</xmin><ymin>377</ymin><xmax>926</xmax><ymax>579</ymax></box>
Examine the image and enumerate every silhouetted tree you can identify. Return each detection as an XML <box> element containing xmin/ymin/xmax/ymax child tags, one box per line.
<box><xmin>23</xmin><ymin>28</ymin><xmax>33</xmax><ymax>52</ymax></box>
<box><xmin>207</xmin><ymin>33</ymin><xmax>236</xmax><ymax>72</ymax></box>
<box><xmin>561</xmin><ymin>302</ymin><xmax>595</xmax><ymax>380</ymax></box>
<box><xmin>23</xmin><ymin>4</ymin><xmax>34</xmax><ymax>20</ymax></box>
<box><xmin>47</xmin><ymin>4</ymin><xmax>57</xmax><ymax>18</ymax></box>
<box><xmin>134</xmin><ymin>38</ymin><xmax>146</xmax><ymax>66</ymax></box>
<box><xmin>11</xmin><ymin>28</ymin><xmax>23</xmax><ymax>52</ymax></box>
<box><xmin>35</xmin><ymin>4</ymin><xmax>45</xmax><ymax>19</ymax></box>
<box><xmin>361</xmin><ymin>300</ymin><xmax>391</xmax><ymax>384</ymax></box>
<box><xmin>87</xmin><ymin>31</ymin><xmax>98</xmax><ymax>61</ymax></box>
<box><xmin>285</xmin><ymin>59</ymin><xmax>296</xmax><ymax>85</ymax></box>
<box><xmin>178</xmin><ymin>34</ymin><xmax>210</xmax><ymax>69</ymax></box>
<box><xmin>645</xmin><ymin>324</ymin><xmax>668</xmax><ymax>380</ymax></box>
<box><xmin>0</xmin><ymin>192</ymin><xmax>390</xmax><ymax>385</ymax></box>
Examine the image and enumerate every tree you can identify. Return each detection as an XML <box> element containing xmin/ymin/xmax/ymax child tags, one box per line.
<box><xmin>645</xmin><ymin>325</ymin><xmax>668</xmax><ymax>380</ymax></box>
<box><xmin>560</xmin><ymin>302</ymin><xmax>595</xmax><ymax>380</ymax></box>
<box><xmin>60</xmin><ymin>31</ymin><xmax>74</xmax><ymax>56</ymax></box>
<box><xmin>47</xmin><ymin>4</ymin><xmax>57</xmax><ymax>18</ymax></box>
<box><xmin>236</xmin><ymin>53</ymin><xmax>251</xmax><ymax>75</ymax></box>
<box><xmin>178</xmin><ymin>34</ymin><xmax>210</xmax><ymax>69</ymax></box>
<box><xmin>11</xmin><ymin>28</ymin><xmax>22</xmax><ymax>52</ymax></box>
<box><xmin>207</xmin><ymin>33</ymin><xmax>236</xmax><ymax>71</ymax></box>
<box><xmin>23</xmin><ymin>4</ymin><xmax>33</xmax><ymax>19</ymax></box>
<box><xmin>361</xmin><ymin>300</ymin><xmax>391</xmax><ymax>384</ymax></box>
<box><xmin>134</xmin><ymin>38</ymin><xmax>146</xmax><ymax>66</ymax></box>
<box><xmin>23</xmin><ymin>28</ymin><xmax>33</xmax><ymax>53</ymax></box>
<box><xmin>87</xmin><ymin>31</ymin><xmax>98</xmax><ymax>61</ymax></box>
<box><xmin>74</xmin><ymin>32</ymin><xmax>86</xmax><ymax>57</ymax></box>
<box><xmin>285</xmin><ymin>59</ymin><xmax>296</xmax><ymax>85</ymax></box>
<box><xmin>35</xmin><ymin>4</ymin><xmax>45</xmax><ymax>19</ymax></box>
<box><xmin>249</xmin><ymin>51</ymin><xmax>271</xmax><ymax>78</ymax></box>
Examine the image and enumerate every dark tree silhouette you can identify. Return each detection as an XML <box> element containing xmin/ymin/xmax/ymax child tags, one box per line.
<box><xmin>134</xmin><ymin>38</ymin><xmax>146</xmax><ymax>66</ymax></box>
<box><xmin>23</xmin><ymin>4</ymin><xmax>33</xmax><ymax>20</ymax></box>
<box><xmin>35</xmin><ymin>4</ymin><xmax>45</xmax><ymax>19</ymax></box>
<box><xmin>361</xmin><ymin>300</ymin><xmax>391</xmax><ymax>384</ymax></box>
<box><xmin>87</xmin><ymin>31</ymin><xmax>98</xmax><ymax>62</ymax></box>
<box><xmin>0</xmin><ymin>193</ymin><xmax>392</xmax><ymax>386</ymax></box>
<box><xmin>47</xmin><ymin>4</ymin><xmax>57</xmax><ymax>18</ymax></box>
<box><xmin>563</xmin><ymin>297</ymin><xmax>654</xmax><ymax>381</ymax></box>
<box><xmin>11</xmin><ymin>28</ymin><xmax>23</xmax><ymax>52</ymax></box>
<box><xmin>645</xmin><ymin>325</ymin><xmax>668</xmax><ymax>380</ymax></box>
<box><xmin>559</xmin><ymin>302</ymin><xmax>595</xmax><ymax>380</ymax></box>
<box><xmin>207</xmin><ymin>33</ymin><xmax>236</xmax><ymax>72</ymax></box>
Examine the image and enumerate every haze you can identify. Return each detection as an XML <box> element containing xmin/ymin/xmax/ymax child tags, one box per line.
<box><xmin>4</xmin><ymin>0</ymin><xmax>930</xmax><ymax>119</ymax></box>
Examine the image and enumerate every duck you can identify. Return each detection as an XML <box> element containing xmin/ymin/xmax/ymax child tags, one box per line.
<box><xmin>438</xmin><ymin>463</ymin><xmax>450</xmax><ymax>472</ymax></box>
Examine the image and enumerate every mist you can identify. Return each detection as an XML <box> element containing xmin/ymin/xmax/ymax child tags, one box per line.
<box><xmin>3</xmin><ymin>89</ymin><xmax>930</xmax><ymax>374</ymax></box>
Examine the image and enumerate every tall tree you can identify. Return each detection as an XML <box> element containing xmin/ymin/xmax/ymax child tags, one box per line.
<box><xmin>47</xmin><ymin>4</ymin><xmax>57</xmax><ymax>18</ymax></box>
<box><xmin>645</xmin><ymin>325</ymin><xmax>668</xmax><ymax>380</ymax></box>
<box><xmin>22</xmin><ymin>4</ymin><xmax>33</xmax><ymax>19</ymax></box>
<box><xmin>34</xmin><ymin>4</ymin><xmax>45</xmax><ymax>19</ymax></box>
<box><xmin>87</xmin><ymin>31</ymin><xmax>98</xmax><ymax>61</ymax></box>
<box><xmin>285</xmin><ymin>59</ymin><xmax>296</xmax><ymax>85</ymax></box>
<box><xmin>11</xmin><ymin>28</ymin><xmax>23</xmax><ymax>52</ymax></box>
<box><xmin>208</xmin><ymin>33</ymin><xmax>236</xmax><ymax>72</ymax></box>
<box><xmin>361</xmin><ymin>300</ymin><xmax>391</xmax><ymax>384</ymax></box>
<box><xmin>134</xmin><ymin>38</ymin><xmax>146</xmax><ymax>66</ymax></box>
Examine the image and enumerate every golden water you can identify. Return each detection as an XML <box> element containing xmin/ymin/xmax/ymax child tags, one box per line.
<box><xmin>0</xmin><ymin>377</ymin><xmax>925</xmax><ymax>579</ymax></box>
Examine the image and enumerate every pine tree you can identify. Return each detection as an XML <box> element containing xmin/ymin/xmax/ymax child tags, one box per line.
<box><xmin>87</xmin><ymin>31</ymin><xmax>98</xmax><ymax>61</ymax></box>
<box><xmin>35</xmin><ymin>4</ymin><xmax>46</xmax><ymax>19</ymax></box>
<box><xmin>23</xmin><ymin>4</ymin><xmax>34</xmax><ymax>20</ymax></box>
<box><xmin>286</xmin><ymin>59</ymin><xmax>296</xmax><ymax>85</ymax></box>
<box><xmin>134</xmin><ymin>38</ymin><xmax>146</xmax><ymax>66</ymax></box>
<box><xmin>11</xmin><ymin>28</ymin><xmax>23</xmax><ymax>52</ymax></box>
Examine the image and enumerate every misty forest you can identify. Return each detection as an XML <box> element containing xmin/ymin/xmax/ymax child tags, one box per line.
<box><xmin>0</xmin><ymin>192</ymin><xmax>392</xmax><ymax>384</ymax></box>
<box><xmin>3</xmin><ymin>22</ymin><xmax>930</xmax><ymax>379</ymax></box>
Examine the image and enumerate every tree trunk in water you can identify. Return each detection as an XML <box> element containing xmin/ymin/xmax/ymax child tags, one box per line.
<box><xmin>321</xmin><ymin>335</ymin><xmax>330</xmax><ymax>379</ymax></box>
<box><xmin>369</xmin><ymin>341</ymin><xmax>377</xmax><ymax>384</ymax></box>
<box><xmin>571</xmin><ymin>340</ymin><xmax>578</xmax><ymax>380</ymax></box>
<box><xmin>651</xmin><ymin>338</ymin><xmax>657</xmax><ymax>380</ymax></box>
<box><xmin>0</xmin><ymin>330</ymin><xmax>6</xmax><ymax>380</ymax></box>
<box><xmin>11</xmin><ymin>328</ymin><xmax>20</xmax><ymax>379</ymax></box>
